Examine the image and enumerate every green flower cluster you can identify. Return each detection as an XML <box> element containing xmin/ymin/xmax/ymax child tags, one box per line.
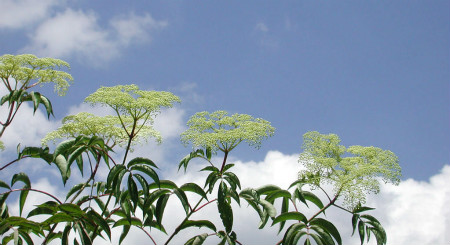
<box><xmin>84</xmin><ymin>84</ymin><xmax>180</xmax><ymax>119</ymax></box>
<box><xmin>44</xmin><ymin>85</ymin><xmax>180</xmax><ymax>149</ymax></box>
<box><xmin>0</xmin><ymin>54</ymin><xmax>73</xmax><ymax>96</ymax></box>
<box><xmin>181</xmin><ymin>110</ymin><xmax>275</xmax><ymax>152</ymax></box>
<box><xmin>298</xmin><ymin>131</ymin><xmax>401</xmax><ymax>208</ymax></box>
<box><xmin>42</xmin><ymin>112</ymin><xmax>161</xmax><ymax>147</ymax></box>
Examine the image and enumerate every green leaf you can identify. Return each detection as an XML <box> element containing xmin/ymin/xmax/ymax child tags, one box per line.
<box><xmin>173</xmin><ymin>188</ymin><xmax>190</xmax><ymax>214</ymax></box>
<box><xmin>127</xmin><ymin>157</ymin><xmax>158</xmax><ymax>169</ymax></box>
<box><xmin>265</xmin><ymin>190</ymin><xmax>291</xmax><ymax>203</ymax></box>
<box><xmin>119</xmin><ymin>225</ymin><xmax>130</xmax><ymax>245</ymax></box>
<box><xmin>310</xmin><ymin>225</ymin><xmax>335</xmax><ymax>245</ymax></box>
<box><xmin>155</xmin><ymin>194</ymin><xmax>170</xmax><ymax>225</ymax></box>
<box><xmin>259</xmin><ymin>199</ymin><xmax>277</xmax><ymax>218</ymax></box>
<box><xmin>148</xmin><ymin>179</ymin><xmax>178</xmax><ymax>190</ymax></box>
<box><xmin>0</xmin><ymin>180</ymin><xmax>10</xmax><ymax>190</ymax></box>
<box><xmin>113</xmin><ymin>217</ymin><xmax>143</xmax><ymax>227</ymax></box>
<box><xmin>223</xmin><ymin>172</ymin><xmax>241</xmax><ymax>190</ymax></box>
<box><xmin>11</xmin><ymin>173</ymin><xmax>30</xmax><ymax>217</ymax></box>
<box><xmin>272</xmin><ymin>212</ymin><xmax>307</xmax><ymax>226</ymax></box>
<box><xmin>302</xmin><ymin>191</ymin><xmax>324</xmax><ymax>209</ymax></box>
<box><xmin>62</xmin><ymin>224</ymin><xmax>71</xmax><ymax>245</ymax></box>
<box><xmin>106</xmin><ymin>165</ymin><xmax>127</xmax><ymax>189</ymax></box>
<box><xmin>133</xmin><ymin>174</ymin><xmax>149</xmax><ymax>199</ymax></box>
<box><xmin>66</xmin><ymin>183</ymin><xmax>87</xmax><ymax>201</ymax></box>
<box><xmin>185</xmin><ymin>233</ymin><xmax>209</xmax><ymax>245</ymax></box>
<box><xmin>283</xmin><ymin>223</ymin><xmax>307</xmax><ymax>245</ymax></box>
<box><xmin>87</xmin><ymin>210</ymin><xmax>111</xmax><ymax>240</ymax></box>
<box><xmin>310</xmin><ymin>218</ymin><xmax>342</xmax><ymax>245</ymax></box>
<box><xmin>54</xmin><ymin>155</ymin><xmax>70</xmax><ymax>185</ymax></box>
<box><xmin>309</xmin><ymin>233</ymin><xmax>324</xmax><ymax>245</ymax></box>
<box><xmin>59</xmin><ymin>203</ymin><xmax>83</xmax><ymax>216</ymax></box>
<box><xmin>358</xmin><ymin>220</ymin><xmax>365</xmax><ymax>245</ymax></box>
<box><xmin>217</xmin><ymin>182</ymin><xmax>233</xmax><ymax>233</ymax></box>
<box><xmin>53</xmin><ymin>139</ymin><xmax>76</xmax><ymax>159</ymax></box>
<box><xmin>38</xmin><ymin>94</ymin><xmax>54</xmax><ymax>118</ymax></box>
<box><xmin>180</xmin><ymin>183</ymin><xmax>208</xmax><ymax>200</ymax></box>
<box><xmin>43</xmin><ymin>213</ymin><xmax>75</xmax><ymax>225</ymax></box>
<box><xmin>353</xmin><ymin>204</ymin><xmax>375</xmax><ymax>213</ymax></box>
<box><xmin>67</xmin><ymin>146</ymin><xmax>87</xmax><ymax>175</ymax></box>
<box><xmin>256</xmin><ymin>185</ymin><xmax>281</xmax><ymax>195</ymax></box>
<box><xmin>130</xmin><ymin>164</ymin><xmax>159</xmax><ymax>185</ymax></box>
<box><xmin>179</xmin><ymin>220</ymin><xmax>217</xmax><ymax>232</ymax></box>
<box><xmin>351</xmin><ymin>214</ymin><xmax>359</xmax><ymax>236</ymax></box>
<box><xmin>127</xmin><ymin>175</ymin><xmax>139</xmax><ymax>208</ymax></box>
<box><xmin>11</xmin><ymin>173</ymin><xmax>31</xmax><ymax>188</ymax></box>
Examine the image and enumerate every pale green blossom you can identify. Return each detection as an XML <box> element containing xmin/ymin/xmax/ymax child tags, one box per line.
<box><xmin>0</xmin><ymin>54</ymin><xmax>73</xmax><ymax>96</ymax></box>
<box><xmin>298</xmin><ymin>131</ymin><xmax>401</xmax><ymax>208</ymax></box>
<box><xmin>84</xmin><ymin>84</ymin><xmax>180</xmax><ymax>120</ymax></box>
<box><xmin>42</xmin><ymin>112</ymin><xmax>161</xmax><ymax>148</ymax></box>
<box><xmin>181</xmin><ymin>111</ymin><xmax>275</xmax><ymax>152</ymax></box>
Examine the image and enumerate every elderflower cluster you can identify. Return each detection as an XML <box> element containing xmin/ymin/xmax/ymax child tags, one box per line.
<box><xmin>84</xmin><ymin>84</ymin><xmax>180</xmax><ymax>118</ymax></box>
<box><xmin>181</xmin><ymin>110</ymin><xmax>275</xmax><ymax>152</ymax></box>
<box><xmin>0</xmin><ymin>54</ymin><xmax>73</xmax><ymax>96</ymax></box>
<box><xmin>298</xmin><ymin>131</ymin><xmax>401</xmax><ymax>208</ymax></box>
<box><xmin>42</xmin><ymin>112</ymin><xmax>161</xmax><ymax>148</ymax></box>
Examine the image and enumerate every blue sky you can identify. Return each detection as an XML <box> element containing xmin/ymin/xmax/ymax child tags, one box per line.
<box><xmin>1</xmin><ymin>1</ymin><xmax>449</xmax><ymax>244</ymax></box>
<box><xmin>3</xmin><ymin>0</ymin><xmax>448</xmax><ymax>180</ymax></box>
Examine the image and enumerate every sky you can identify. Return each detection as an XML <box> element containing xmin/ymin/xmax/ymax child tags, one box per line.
<box><xmin>0</xmin><ymin>1</ymin><xmax>449</xmax><ymax>245</ymax></box>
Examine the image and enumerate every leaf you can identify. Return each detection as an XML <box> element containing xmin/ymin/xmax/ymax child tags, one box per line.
<box><xmin>155</xmin><ymin>194</ymin><xmax>170</xmax><ymax>225</ymax></box>
<box><xmin>302</xmin><ymin>191</ymin><xmax>324</xmax><ymax>209</ymax></box>
<box><xmin>11</xmin><ymin>173</ymin><xmax>31</xmax><ymax>188</ymax></box>
<box><xmin>59</xmin><ymin>203</ymin><xmax>84</xmax><ymax>216</ymax></box>
<box><xmin>179</xmin><ymin>220</ymin><xmax>217</xmax><ymax>232</ymax></box>
<box><xmin>310</xmin><ymin>225</ymin><xmax>335</xmax><ymax>245</ymax></box>
<box><xmin>184</xmin><ymin>233</ymin><xmax>209</xmax><ymax>245</ymax></box>
<box><xmin>310</xmin><ymin>218</ymin><xmax>342</xmax><ymax>245</ymax></box>
<box><xmin>256</xmin><ymin>185</ymin><xmax>281</xmax><ymax>195</ymax></box>
<box><xmin>53</xmin><ymin>139</ymin><xmax>76</xmax><ymax>159</ymax></box>
<box><xmin>223</xmin><ymin>172</ymin><xmax>241</xmax><ymax>190</ymax></box>
<box><xmin>265</xmin><ymin>190</ymin><xmax>291</xmax><ymax>203</ymax></box>
<box><xmin>180</xmin><ymin>183</ymin><xmax>208</xmax><ymax>200</ymax></box>
<box><xmin>353</xmin><ymin>205</ymin><xmax>375</xmax><ymax>214</ymax></box>
<box><xmin>148</xmin><ymin>180</ymin><xmax>178</xmax><ymax>190</ymax></box>
<box><xmin>11</xmin><ymin>173</ymin><xmax>30</xmax><ymax>217</ymax></box>
<box><xmin>217</xmin><ymin>182</ymin><xmax>233</xmax><ymax>233</ymax></box>
<box><xmin>119</xmin><ymin>225</ymin><xmax>130</xmax><ymax>245</ymax></box>
<box><xmin>113</xmin><ymin>217</ymin><xmax>143</xmax><ymax>227</ymax></box>
<box><xmin>54</xmin><ymin>155</ymin><xmax>70</xmax><ymax>185</ymax></box>
<box><xmin>173</xmin><ymin>188</ymin><xmax>190</xmax><ymax>214</ymax></box>
<box><xmin>127</xmin><ymin>175</ymin><xmax>139</xmax><ymax>208</ymax></box>
<box><xmin>351</xmin><ymin>214</ymin><xmax>359</xmax><ymax>236</ymax></box>
<box><xmin>133</xmin><ymin>174</ymin><xmax>149</xmax><ymax>199</ymax></box>
<box><xmin>66</xmin><ymin>183</ymin><xmax>87</xmax><ymax>201</ymax></box>
<box><xmin>43</xmin><ymin>213</ymin><xmax>75</xmax><ymax>225</ymax></box>
<box><xmin>259</xmin><ymin>199</ymin><xmax>277</xmax><ymax>218</ymax></box>
<box><xmin>106</xmin><ymin>165</ymin><xmax>127</xmax><ymax>189</ymax></box>
<box><xmin>358</xmin><ymin>220</ymin><xmax>365</xmax><ymax>245</ymax></box>
<box><xmin>127</xmin><ymin>157</ymin><xmax>158</xmax><ymax>169</ymax></box>
<box><xmin>0</xmin><ymin>180</ymin><xmax>10</xmax><ymax>190</ymax></box>
<box><xmin>272</xmin><ymin>212</ymin><xmax>307</xmax><ymax>226</ymax></box>
<box><xmin>283</xmin><ymin>223</ymin><xmax>307</xmax><ymax>245</ymax></box>
<box><xmin>87</xmin><ymin>210</ymin><xmax>111</xmax><ymax>240</ymax></box>
<box><xmin>130</xmin><ymin>164</ymin><xmax>159</xmax><ymax>185</ymax></box>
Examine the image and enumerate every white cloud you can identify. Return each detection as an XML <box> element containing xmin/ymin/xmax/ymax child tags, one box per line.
<box><xmin>20</xmin><ymin>9</ymin><xmax>167</xmax><ymax>65</ymax></box>
<box><xmin>117</xmin><ymin>151</ymin><xmax>450</xmax><ymax>245</ymax></box>
<box><xmin>111</xmin><ymin>13</ymin><xmax>168</xmax><ymax>46</ymax></box>
<box><xmin>255</xmin><ymin>22</ymin><xmax>269</xmax><ymax>33</ymax></box>
<box><xmin>0</xmin><ymin>88</ymin><xmax>59</xmax><ymax>150</ymax></box>
<box><xmin>0</xmin><ymin>0</ymin><xmax>59</xmax><ymax>29</ymax></box>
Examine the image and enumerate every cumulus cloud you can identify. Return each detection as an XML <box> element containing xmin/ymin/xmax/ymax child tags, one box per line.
<box><xmin>0</xmin><ymin>0</ymin><xmax>59</xmax><ymax>29</ymax></box>
<box><xmin>0</xmin><ymin>88</ymin><xmax>59</xmax><ymax>151</ymax></box>
<box><xmin>111</xmin><ymin>151</ymin><xmax>450</xmax><ymax>245</ymax></box>
<box><xmin>18</xmin><ymin>8</ymin><xmax>167</xmax><ymax>65</ymax></box>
